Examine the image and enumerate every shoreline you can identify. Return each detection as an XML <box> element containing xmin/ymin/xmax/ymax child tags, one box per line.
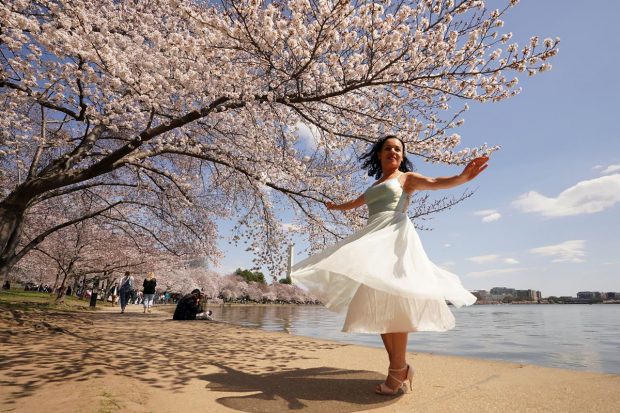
<box><xmin>1</xmin><ymin>303</ymin><xmax>619</xmax><ymax>413</ymax></box>
<box><xmin>161</xmin><ymin>302</ymin><xmax>620</xmax><ymax>375</ymax></box>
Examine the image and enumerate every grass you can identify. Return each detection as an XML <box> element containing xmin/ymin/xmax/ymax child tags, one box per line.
<box><xmin>0</xmin><ymin>288</ymin><xmax>103</xmax><ymax>312</ymax></box>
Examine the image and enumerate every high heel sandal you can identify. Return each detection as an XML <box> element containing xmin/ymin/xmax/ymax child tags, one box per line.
<box><xmin>375</xmin><ymin>364</ymin><xmax>414</xmax><ymax>395</ymax></box>
<box><xmin>404</xmin><ymin>363</ymin><xmax>414</xmax><ymax>390</ymax></box>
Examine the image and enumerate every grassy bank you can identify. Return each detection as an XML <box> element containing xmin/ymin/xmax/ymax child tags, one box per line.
<box><xmin>0</xmin><ymin>289</ymin><xmax>103</xmax><ymax>312</ymax></box>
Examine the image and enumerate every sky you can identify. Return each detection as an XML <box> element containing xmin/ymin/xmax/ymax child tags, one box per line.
<box><xmin>214</xmin><ymin>1</ymin><xmax>620</xmax><ymax>297</ymax></box>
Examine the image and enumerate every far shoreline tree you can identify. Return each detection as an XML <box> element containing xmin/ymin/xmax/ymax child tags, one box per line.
<box><xmin>234</xmin><ymin>268</ymin><xmax>266</xmax><ymax>284</ymax></box>
<box><xmin>1</xmin><ymin>1</ymin><xmax>558</xmax><ymax>284</ymax></box>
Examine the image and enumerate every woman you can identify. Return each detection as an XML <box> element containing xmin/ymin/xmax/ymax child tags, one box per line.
<box><xmin>143</xmin><ymin>272</ymin><xmax>157</xmax><ymax>313</ymax></box>
<box><xmin>118</xmin><ymin>271</ymin><xmax>134</xmax><ymax>314</ymax></box>
<box><xmin>291</xmin><ymin>136</ymin><xmax>488</xmax><ymax>395</ymax></box>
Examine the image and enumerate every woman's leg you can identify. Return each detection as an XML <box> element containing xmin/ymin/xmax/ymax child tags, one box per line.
<box><xmin>381</xmin><ymin>333</ymin><xmax>393</xmax><ymax>360</ymax></box>
<box><xmin>390</xmin><ymin>332</ymin><xmax>408</xmax><ymax>368</ymax></box>
<box><xmin>378</xmin><ymin>332</ymin><xmax>409</xmax><ymax>390</ymax></box>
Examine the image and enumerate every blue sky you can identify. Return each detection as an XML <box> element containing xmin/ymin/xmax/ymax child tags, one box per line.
<box><xmin>215</xmin><ymin>1</ymin><xmax>620</xmax><ymax>297</ymax></box>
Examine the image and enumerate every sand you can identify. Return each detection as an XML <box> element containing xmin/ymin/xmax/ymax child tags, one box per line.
<box><xmin>1</xmin><ymin>303</ymin><xmax>619</xmax><ymax>413</ymax></box>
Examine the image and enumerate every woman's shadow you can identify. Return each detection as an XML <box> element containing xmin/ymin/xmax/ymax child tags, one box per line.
<box><xmin>201</xmin><ymin>364</ymin><xmax>403</xmax><ymax>413</ymax></box>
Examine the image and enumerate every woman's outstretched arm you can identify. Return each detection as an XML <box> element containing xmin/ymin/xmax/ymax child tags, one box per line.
<box><xmin>325</xmin><ymin>194</ymin><xmax>366</xmax><ymax>211</ymax></box>
<box><xmin>404</xmin><ymin>156</ymin><xmax>489</xmax><ymax>191</ymax></box>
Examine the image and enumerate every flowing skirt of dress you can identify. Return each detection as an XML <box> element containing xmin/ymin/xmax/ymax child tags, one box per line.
<box><xmin>291</xmin><ymin>211</ymin><xmax>476</xmax><ymax>333</ymax></box>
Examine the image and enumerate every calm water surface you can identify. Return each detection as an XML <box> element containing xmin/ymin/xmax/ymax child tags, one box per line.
<box><xmin>206</xmin><ymin>304</ymin><xmax>620</xmax><ymax>375</ymax></box>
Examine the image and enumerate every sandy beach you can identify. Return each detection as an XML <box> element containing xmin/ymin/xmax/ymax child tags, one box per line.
<box><xmin>1</xmin><ymin>303</ymin><xmax>619</xmax><ymax>413</ymax></box>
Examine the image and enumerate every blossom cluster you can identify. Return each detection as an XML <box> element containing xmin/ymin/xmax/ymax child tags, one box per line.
<box><xmin>1</xmin><ymin>0</ymin><xmax>558</xmax><ymax>277</ymax></box>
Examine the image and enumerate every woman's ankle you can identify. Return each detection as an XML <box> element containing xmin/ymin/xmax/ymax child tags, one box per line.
<box><xmin>388</xmin><ymin>361</ymin><xmax>407</xmax><ymax>371</ymax></box>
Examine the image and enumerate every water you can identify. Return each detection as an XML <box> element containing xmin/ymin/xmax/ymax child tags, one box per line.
<box><xmin>206</xmin><ymin>303</ymin><xmax>620</xmax><ymax>375</ymax></box>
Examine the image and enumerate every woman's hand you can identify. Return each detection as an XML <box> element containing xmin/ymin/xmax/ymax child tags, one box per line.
<box><xmin>461</xmin><ymin>156</ymin><xmax>489</xmax><ymax>182</ymax></box>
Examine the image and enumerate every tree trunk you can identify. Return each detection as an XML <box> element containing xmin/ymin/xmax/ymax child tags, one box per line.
<box><xmin>51</xmin><ymin>270</ymin><xmax>62</xmax><ymax>292</ymax></box>
<box><xmin>104</xmin><ymin>278</ymin><xmax>114</xmax><ymax>302</ymax></box>
<box><xmin>55</xmin><ymin>275</ymin><xmax>68</xmax><ymax>303</ymax></box>
<box><xmin>0</xmin><ymin>203</ymin><xmax>26</xmax><ymax>285</ymax></box>
<box><xmin>0</xmin><ymin>265</ymin><xmax>10</xmax><ymax>286</ymax></box>
<box><xmin>78</xmin><ymin>274</ymin><xmax>87</xmax><ymax>299</ymax></box>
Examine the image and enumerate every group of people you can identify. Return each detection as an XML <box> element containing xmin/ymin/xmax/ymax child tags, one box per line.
<box><xmin>113</xmin><ymin>272</ymin><xmax>212</xmax><ymax>321</ymax></box>
<box><xmin>115</xmin><ymin>271</ymin><xmax>157</xmax><ymax>314</ymax></box>
<box><xmin>23</xmin><ymin>283</ymin><xmax>53</xmax><ymax>293</ymax></box>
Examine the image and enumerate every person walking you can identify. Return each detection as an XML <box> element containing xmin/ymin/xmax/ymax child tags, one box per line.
<box><xmin>142</xmin><ymin>272</ymin><xmax>157</xmax><ymax>313</ymax></box>
<box><xmin>291</xmin><ymin>135</ymin><xmax>488</xmax><ymax>395</ymax></box>
<box><xmin>117</xmin><ymin>271</ymin><xmax>134</xmax><ymax>314</ymax></box>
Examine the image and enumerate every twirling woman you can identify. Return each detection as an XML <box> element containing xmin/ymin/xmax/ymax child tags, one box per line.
<box><xmin>292</xmin><ymin>136</ymin><xmax>488</xmax><ymax>395</ymax></box>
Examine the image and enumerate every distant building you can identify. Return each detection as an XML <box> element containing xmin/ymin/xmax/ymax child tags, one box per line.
<box><xmin>490</xmin><ymin>287</ymin><xmax>516</xmax><ymax>296</ymax></box>
<box><xmin>516</xmin><ymin>290</ymin><xmax>529</xmax><ymax>300</ymax></box>
<box><xmin>575</xmin><ymin>291</ymin><xmax>615</xmax><ymax>302</ymax></box>
<box><xmin>515</xmin><ymin>289</ymin><xmax>541</xmax><ymax>301</ymax></box>
<box><xmin>577</xmin><ymin>291</ymin><xmax>595</xmax><ymax>299</ymax></box>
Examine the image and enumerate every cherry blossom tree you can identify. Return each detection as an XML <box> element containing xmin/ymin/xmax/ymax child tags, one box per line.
<box><xmin>0</xmin><ymin>0</ymin><xmax>558</xmax><ymax>282</ymax></box>
<box><xmin>124</xmin><ymin>264</ymin><xmax>331</xmax><ymax>304</ymax></box>
<box><xmin>13</xmin><ymin>204</ymin><xmax>187</xmax><ymax>301</ymax></box>
<box><xmin>9</xmin><ymin>242</ymin><xmax>56</xmax><ymax>286</ymax></box>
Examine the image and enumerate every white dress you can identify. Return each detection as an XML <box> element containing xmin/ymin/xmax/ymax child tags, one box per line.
<box><xmin>291</xmin><ymin>176</ymin><xmax>476</xmax><ymax>333</ymax></box>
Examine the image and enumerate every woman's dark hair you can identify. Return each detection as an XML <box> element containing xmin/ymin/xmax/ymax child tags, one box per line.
<box><xmin>360</xmin><ymin>135</ymin><xmax>413</xmax><ymax>179</ymax></box>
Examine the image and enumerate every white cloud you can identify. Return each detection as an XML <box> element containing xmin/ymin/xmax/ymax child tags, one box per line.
<box><xmin>475</xmin><ymin>209</ymin><xmax>497</xmax><ymax>215</ymax></box>
<box><xmin>529</xmin><ymin>240</ymin><xmax>586</xmax><ymax>263</ymax></box>
<box><xmin>466</xmin><ymin>267</ymin><xmax>525</xmax><ymax>278</ymax></box>
<box><xmin>482</xmin><ymin>212</ymin><xmax>502</xmax><ymax>222</ymax></box>
<box><xmin>513</xmin><ymin>174</ymin><xmax>620</xmax><ymax>217</ymax></box>
<box><xmin>592</xmin><ymin>165</ymin><xmax>603</xmax><ymax>170</ymax></box>
<box><xmin>601</xmin><ymin>164</ymin><xmax>620</xmax><ymax>174</ymax></box>
<box><xmin>444</xmin><ymin>243</ymin><xmax>451</xmax><ymax>247</ymax></box>
<box><xmin>474</xmin><ymin>209</ymin><xmax>502</xmax><ymax>222</ymax></box>
<box><xmin>467</xmin><ymin>254</ymin><xmax>519</xmax><ymax>265</ymax></box>
<box><xmin>468</xmin><ymin>254</ymin><xmax>501</xmax><ymax>264</ymax></box>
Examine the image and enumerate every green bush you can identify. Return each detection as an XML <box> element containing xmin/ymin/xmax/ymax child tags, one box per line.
<box><xmin>234</xmin><ymin>268</ymin><xmax>266</xmax><ymax>284</ymax></box>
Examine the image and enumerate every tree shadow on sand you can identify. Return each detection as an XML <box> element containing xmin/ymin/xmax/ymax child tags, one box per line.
<box><xmin>202</xmin><ymin>364</ymin><xmax>401</xmax><ymax>413</ymax></box>
<box><xmin>0</xmin><ymin>305</ymin><xmax>400</xmax><ymax>412</ymax></box>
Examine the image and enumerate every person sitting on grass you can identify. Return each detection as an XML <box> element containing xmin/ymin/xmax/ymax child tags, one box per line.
<box><xmin>172</xmin><ymin>289</ymin><xmax>212</xmax><ymax>320</ymax></box>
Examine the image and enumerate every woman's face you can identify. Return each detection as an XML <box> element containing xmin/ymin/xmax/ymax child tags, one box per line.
<box><xmin>379</xmin><ymin>138</ymin><xmax>403</xmax><ymax>170</ymax></box>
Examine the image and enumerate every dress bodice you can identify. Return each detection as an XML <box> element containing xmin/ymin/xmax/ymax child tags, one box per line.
<box><xmin>364</xmin><ymin>177</ymin><xmax>410</xmax><ymax>216</ymax></box>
